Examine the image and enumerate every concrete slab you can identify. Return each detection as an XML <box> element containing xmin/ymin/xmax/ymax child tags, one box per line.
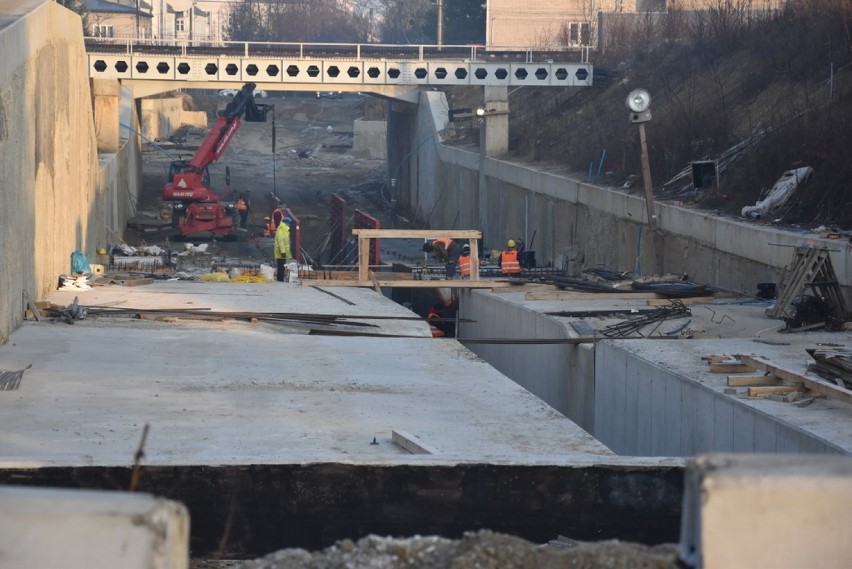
<box><xmin>0</xmin><ymin>281</ymin><xmax>612</xmax><ymax>467</ymax></box>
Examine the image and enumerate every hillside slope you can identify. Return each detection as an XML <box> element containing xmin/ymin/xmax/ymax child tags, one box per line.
<box><xmin>455</xmin><ymin>4</ymin><xmax>852</xmax><ymax>229</ymax></box>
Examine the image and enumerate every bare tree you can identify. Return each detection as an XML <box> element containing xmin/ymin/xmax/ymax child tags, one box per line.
<box><xmin>377</xmin><ymin>0</ymin><xmax>435</xmax><ymax>44</ymax></box>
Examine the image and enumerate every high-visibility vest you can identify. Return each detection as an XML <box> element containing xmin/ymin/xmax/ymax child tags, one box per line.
<box><xmin>501</xmin><ymin>250</ymin><xmax>521</xmax><ymax>275</ymax></box>
<box><xmin>459</xmin><ymin>253</ymin><xmax>471</xmax><ymax>277</ymax></box>
<box><xmin>237</xmin><ymin>198</ymin><xmax>248</xmax><ymax>211</ymax></box>
<box><xmin>274</xmin><ymin>223</ymin><xmax>291</xmax><ymax>260</ymax></box>
<box><xmin>432</xmin><ymin>237</ymin><xmax>453</xmax><ymax>250</ymax></box>
<box><xmin>427</xmin><ymin>309</ymin><xmax>445</xmax><ymax>337</ymax></box>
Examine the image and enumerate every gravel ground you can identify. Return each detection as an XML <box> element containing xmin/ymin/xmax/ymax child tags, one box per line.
<box><xmin>205</xmin><ymin>531</ymin><xmax>681</xmax><ymax>569</ymax></box>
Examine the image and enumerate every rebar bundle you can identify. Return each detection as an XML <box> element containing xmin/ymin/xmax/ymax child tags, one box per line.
<box><xmin>600</xmin><ymin>300</ymin><xmax>692</xmax><ymax>338</ymax></box>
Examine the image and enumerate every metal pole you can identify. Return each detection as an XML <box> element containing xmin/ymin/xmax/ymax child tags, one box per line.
<box><xmin>437</xmin><ymin>0</ymin><xmax>444</xmax><ymax>47</ymax></box>
<box><xmin>638</xmin><ymin>122</ymin><xmax>656</xmax><ymax>229</ymax></box>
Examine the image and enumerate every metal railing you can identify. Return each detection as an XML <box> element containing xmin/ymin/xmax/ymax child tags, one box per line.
<box><xmin>84</xmin><ymin>37</ymin><xmax>591</xmax><ymax>63</ymax></box>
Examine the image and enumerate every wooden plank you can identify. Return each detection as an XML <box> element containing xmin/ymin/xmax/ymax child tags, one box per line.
<box><xmin>736</xmin><ymin>353</ymin><xmax>852</xmax><ymax>405</ymax></box>
<box><xmin>710</xmin><ymin>363</ymin><xmax>755</xmax><ymax>374</ymax></box>
<box><xmin>300</xmin><ymin>279</ymin><xmax>511</xmax><ymax>289</ymax></box>
<box><xmin>27</xmin><ymin>301</ymin><xmax>43</xmax><ymax>322</ymax></box>
<box><xmin>703</xmin><ymin>355</ymin><xmax>732</xmax><ymax>363</ymax></box>
<box><xmin>492</xmin><ymin>284</ymin><xmax>562</xmax><ymax>294</ymax></box>
<box><xmin>747</xmin><ymin>385</ymin><xmax>800</xmax><ymax>397</ymax></box>
<box><xmin>352</xmin><ymin>229</ymin><xmax>481</xmax><ymax>239</ymax></box>
<box><xmin>800</xmin><ymin>375</ymin><xmax>852</xmax><ymax>406</ymax></box>
<box><xmin>391</xmin><ymin>430</ymin><xmax>437</xmax><ymax>455</ymax></box>
<box><xmin>526</xmin><ymin>291</ymin><xmax>658</xmax><ymax>300</ymax></box>
<box><xmin>734</xmin><ymin>355</ymin><xmax>806</xmax><ymax>385</ymax></box>
<box><xmin>469</xmin><ymin>238</ymin><xmax>480</xmax><ymax>281</ymax></box>
<box><xmin>357</xmin><ymin>236</ymin><xmax>369</xmax><ymax>281</ymax></box>
<box><xmin>727</xmin><ymin>374</ymin><xmax>776</xmax><ymax>387</ymax></box>
<box><xmin>301</xmin><ymin>271</ymin><xmax>417</xmax><ymax>281</ymax></box>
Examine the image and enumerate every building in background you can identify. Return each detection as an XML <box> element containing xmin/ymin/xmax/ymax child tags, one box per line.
<box><xmin>486</xmin><ymin>0</ymin><xmax>786</xmax><ymax>48</ymax></box>
<box><xmin>83</xmin><ymin>0</ymin><xmax>154</xmax><ymax>39</ymax></box>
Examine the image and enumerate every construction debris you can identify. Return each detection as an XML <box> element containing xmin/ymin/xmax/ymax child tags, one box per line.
<box><xmin>0</xmin><ymin>364</ymin><xmax>31</xmax><ymax>391</ymax></box>
<box><xmin>58</xmin><ymin>274</ymin><xmax>94</xmax><ymax>291</ymax></box>
<box><xmin>742</xmin><ymin>167</ymin><xmax>813</xmax><ymax>219</ymax></box>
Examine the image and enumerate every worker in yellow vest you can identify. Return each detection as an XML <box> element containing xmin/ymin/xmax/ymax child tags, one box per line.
<box><xmin>274</xmin><ymin>217</ymin><xmax>293</xmax><ymax>282</ymax></box>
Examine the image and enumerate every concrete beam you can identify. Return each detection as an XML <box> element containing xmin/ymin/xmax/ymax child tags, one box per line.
<box><xmin>0</xmin><ymin>486</ymin><xmax>189</xmax><ymax>569</ymax></box>
<box><xmin>123</xmin><ymin>80</ymin><xmax>424</xmax><ymax>104</ymax></box>
<box><xmin>680</xmin><ymin>454</ymin><xmax>852</xmax><ymax>568</ymax></box>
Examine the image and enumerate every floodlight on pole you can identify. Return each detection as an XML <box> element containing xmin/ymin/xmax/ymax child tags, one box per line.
<box><xmin>625</xmin><ymin>89</ymin><xmax>656</xmax><ymax>228</ymax></box>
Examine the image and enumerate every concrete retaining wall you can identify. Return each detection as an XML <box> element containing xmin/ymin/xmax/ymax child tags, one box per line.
<box><xmin>352</xmin><ymin>118</ymin><xmax>387</xmax><ymax>159</ymax></box>
<box><xmin>594</xmin><ymin>342</ymin><xmax>845</xmax><ymax>455</ymax></box>
<box><xmin>403</xmin><ymin>98</ymin><xmax>851</xmax><ymax>303</ymax></box>
<box><xmin>140</xmin><ymin>97</ymin><xmax>206</xmax><ymax>141</ymax></box>
<box><xmin>0</xmin><ymin>2</ymin><xmax>139</xmax><ymax>344</ymax></box>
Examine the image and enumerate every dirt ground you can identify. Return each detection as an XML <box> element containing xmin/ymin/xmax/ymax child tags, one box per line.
<box><xmin>136</xmin><ymin>91</ymin><xmax>393</xmax><ymax>265</ymax></box>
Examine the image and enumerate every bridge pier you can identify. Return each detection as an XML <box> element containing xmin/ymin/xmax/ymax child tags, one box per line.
<box><xmin>92</xmin><ymin>79</ymin><xmax>121</xmax><ymax>153</ymax></box>
<box><xmin>481</xmin><ymin>86</ymin><xmax>509</xmax><ymax>156</ymax></box>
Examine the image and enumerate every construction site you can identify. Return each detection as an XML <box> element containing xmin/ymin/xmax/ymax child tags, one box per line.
<box><xmin>1</xmin><ymin>2</ymin><xmax>852</xmax><ymax>569</ymax></box>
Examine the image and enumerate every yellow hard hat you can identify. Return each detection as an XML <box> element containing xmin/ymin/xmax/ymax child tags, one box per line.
<box><xmin>264</xmin><ymin>216</ymin><xmax>271</xmax><ymax>221</ymax></box>
<box><xmin>507</xmin><ymin>239</ymin><xmax>516</xmax><ymax>248</ymax></box>
<box><xmin>97</xmin><ymin>247</ymin><xmax>107</xmax><ymax>255</ymax></box>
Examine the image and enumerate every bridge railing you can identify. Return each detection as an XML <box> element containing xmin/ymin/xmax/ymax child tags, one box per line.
<box><xmin>84</xmin><ymin>37</ymin><xmax>591</xmax><ymax>64</ymax></box>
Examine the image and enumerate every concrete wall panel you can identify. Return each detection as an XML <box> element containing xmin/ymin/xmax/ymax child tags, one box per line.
<box><xmin>593</xmin><ymin>343</ymin><xmax>845</xmax><ymax>457</ymax></box>
<box><xmin>459</xmin><ymin>290</ymin><xmax>596</xmax><ymax>433</ymax></box>
<box><xmin>0</xmin><ymin>3</ymin><xmax>138</xmax><ymax>343</ymax></box>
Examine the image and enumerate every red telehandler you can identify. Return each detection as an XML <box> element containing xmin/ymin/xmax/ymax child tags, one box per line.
<box><xmin>162</xmin><ymin>82</ymin><xmax>273</xmax><ymax>237</ymax></box>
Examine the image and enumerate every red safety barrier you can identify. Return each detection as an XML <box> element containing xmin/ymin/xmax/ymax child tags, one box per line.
<box><xmin>330</xmin><ymin>194</ymin><xmax>347</xmax><ymax>263</ymax></box>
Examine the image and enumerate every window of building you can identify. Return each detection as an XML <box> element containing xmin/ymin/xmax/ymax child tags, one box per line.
<box><xmin>176</xmin><ymin>18</ymin><xmax>185</xmax><ymax>32</ymax></box>
<box><xmin>569</xmin><ymin>22</ymin><xmax>590</xmax><ymax>45</ymax></box>
<box><xmin>94</xmin><ymin>25</ymin><xmax>114</xmax><ymax>38</ymax></box>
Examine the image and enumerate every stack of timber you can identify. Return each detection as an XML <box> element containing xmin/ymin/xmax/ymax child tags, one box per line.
<box><xmin>807</xmin><ymin>350</ymin><xmax>852</xmax><ymax>390</ymax></box>
<box><xmin>705</xmin><ymin>354</ymin><xmax>852</xmax><ymax>405</ymax></box>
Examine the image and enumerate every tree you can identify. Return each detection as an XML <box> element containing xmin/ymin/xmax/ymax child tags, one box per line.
<box><xmin>225</xmin><ymin>0</ymin><xmax>369</xmax><ymax>43</ymax></box>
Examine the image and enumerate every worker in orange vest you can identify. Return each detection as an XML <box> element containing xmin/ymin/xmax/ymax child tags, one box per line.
<box><xmin>422</xmin><ymin>237</ymin><xmax>460</xmax><ymax>278</ymax></box>
<box><xmin>427</xmin><ymin>303</ymin><xmax>446</xmax><ymax>337</ymax></box>
<box><xmin>458</xmin><ymin>243</ymin><xmax>472</xmax><ymax>278</ymax></box>
<box><xmin>499</xmin><ymin>239</ymin><xmax>522</xmax><ymax>275</ymax></box>
<box><xmin>237</xmin><ymin>192</ymin><xmax>251</xmax><ymax>228</ymax></box>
